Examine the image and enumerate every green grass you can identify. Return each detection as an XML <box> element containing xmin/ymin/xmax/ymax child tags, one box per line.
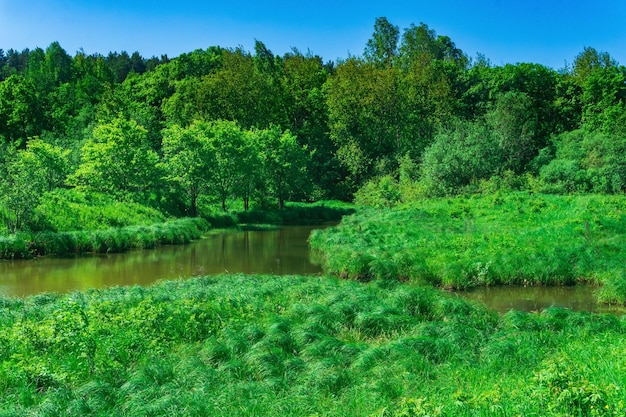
<box><xmin>0</xmin><ymin>217</ymin><xmax>211</xmax><ymax>259</ymax></box>
<box><xmin>33</xmin><ymin>188</ymin><xmax>166</xmax><ymax>232</ymax></box>
<box><xmin>0</xmin><ymin>198</ymin><xmax>354</xmax><ymax>259</ymax></box>
<box><xmin>0</xmin><ymin>274</ymin><xmax>625</xmax><ymax>416</ymax></box>
<box><xmin>310</xmin><ymin>192</ymin><xmax>626</xmax><ymax>302</ymax></box>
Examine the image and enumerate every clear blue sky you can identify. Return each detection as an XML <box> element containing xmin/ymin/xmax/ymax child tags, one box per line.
<box><xmin>1</xmin><ymin>0</ymin><xmax>625</xmax><ymax>69</ymax></box>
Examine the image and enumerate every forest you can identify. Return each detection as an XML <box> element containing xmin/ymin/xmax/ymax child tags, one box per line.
<box><xmin>1</xmin><ymin>16</ymin><xmax>625</xmax><ymax>235</ymax></box>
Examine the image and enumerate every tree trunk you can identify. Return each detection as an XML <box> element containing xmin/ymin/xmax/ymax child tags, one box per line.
<box><xmin>190</xmin><ymin>194</ymin><xmax>198</xmax><ymax>217</ymax></box>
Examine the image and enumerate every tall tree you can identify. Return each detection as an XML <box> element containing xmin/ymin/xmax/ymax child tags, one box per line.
<box><xmin>70</xmin><ymin>117</ymin><xmax>159</xmax><ymax>202</ymax></box>
<box><xmin>281</xmin><ymin>50</ymin><xmax>341</xmax><ymax>198</ymax></box>
<box><xmin>486</xmin><ymin>91</ymin><xmax>538</xmax><ymax>173</ymax></box>
<box><xmin>0</xmin><ymin>75</ymin><xmax>41</xmax><ymax>143</ymax></box>
<box><xmin>160</xmin><ymin>122</ymin><xmax>214</xmax><ymax>216</ymax></box>
<box><xmin>399</xmin><ymin>23</ymin><xmax>467</xmax><ymax>69</ymax></box>
<box><xmin>326</xmin><ymin>58</ymin><xmax>404</xmax><ymax>188</ymax></box>
<box><xmin>256</xmin><ymin>126</ymin><xmax>311</xmax><ymax>209</ymax></box>
<box><xmin>205</xmin><ymin>120</ymin><xmax>250</xmax><ymax>211</ymax></box>
<box><xmin>364</xmin><ymin>17</ymin><xmax>399</xmax><ymax>68</ymax></box>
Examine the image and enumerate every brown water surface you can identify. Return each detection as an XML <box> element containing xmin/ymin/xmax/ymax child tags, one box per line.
<box><xmin>0</xmin><ymin>225</ymin><xmax>324</xmax><ymax>297</ymax></box>
<box><xmin>462</xmin><ymin>285</ymin><xmax>626</xmax><ymax>314</ymax></box>
<box><xmin>1</xmin><ymin>224</ymin><xmax>622</xmax><ymax>314</ymax></box>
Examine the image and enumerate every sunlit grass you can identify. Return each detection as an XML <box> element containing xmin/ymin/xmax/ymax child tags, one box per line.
<box><xmin>310</xmin><ymin>192</ymin><xmax>626</xmax><ymax>302</ymax></box>
<box><xmin>1</xmin><ymin>274</ymin><xmax>625</xmax><ymax>416</ymax></box>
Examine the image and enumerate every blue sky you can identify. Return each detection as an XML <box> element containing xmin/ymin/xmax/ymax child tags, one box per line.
<box><xmin>1</xmin><ymin>0</ymin><xmax>625</xmax><ymax>69</ymax></box>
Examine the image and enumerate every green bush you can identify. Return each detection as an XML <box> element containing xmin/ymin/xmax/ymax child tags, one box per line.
<box><xmin>0</xmin><ymin>234</ymin><xmax>29</xmax><ymax>259</ymax></box>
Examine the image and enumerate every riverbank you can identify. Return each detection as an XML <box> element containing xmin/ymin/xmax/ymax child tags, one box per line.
<box><xmin>310</xmin><ymin>192</ymin><xmax>626</xmax><ymax>304</ymax></box>
<box><xmin>1</xmin><ymin>273</ymin><xmax>625</xmax><ymax>416</ymax></box>
<box><xmin>0</xmin><ymin>201</ymin><xmax>355</xmax><ymax>260</ymax></box>
<box><xmin>0</xmin><ymin>218</ymin><xmax>211</xmax><ymax>259</ymax></box>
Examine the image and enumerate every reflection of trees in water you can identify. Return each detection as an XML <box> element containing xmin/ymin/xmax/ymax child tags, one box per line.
<box><xmin>0</xmin><ymin>225</ymin><xmax>325</xmax><ymax>297</ymax></box>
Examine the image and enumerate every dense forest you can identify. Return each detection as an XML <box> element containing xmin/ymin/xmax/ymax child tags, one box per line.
<box><xmin>1</xmin><ymin>17</ymin><xmax>626</xmax><ymax>232</ymax></box>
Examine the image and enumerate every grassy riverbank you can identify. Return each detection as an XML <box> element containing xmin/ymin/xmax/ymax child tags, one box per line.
<box><xmin>0</xmin><ymin>200</ymin><xmax>354</xmax><ymax>259</ymax></box>
<box><xmin>0</xmin><ymin>218</ymin><xmax>211</xmax><ymax>259</ymax></box>
<box><xmin>0</xmin><ymin>274</ymin><xmax>625</xmax><ymax>416</ymax></box>
<box><xmin>310</xmin><ymin>192</ymin><xmax>626</xmax><ymax>303</ymax></box>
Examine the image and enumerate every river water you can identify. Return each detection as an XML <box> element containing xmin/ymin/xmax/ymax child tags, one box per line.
<box><xmin>0</xmin><ymin>225</ymin><xmax>323</xmax><ymax>298</ymax></box>
<box><xmin>0</xmin><ymin>225</ymin><xmax>619</xmax><ymax>313</ymax></box>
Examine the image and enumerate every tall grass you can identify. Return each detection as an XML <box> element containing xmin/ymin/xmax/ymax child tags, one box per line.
<box><xmin>310</xmin><ymin>192</ymin><xmax>626</xmax><ymax>302</ymax></box>
<box><xmin>0</xmin><ymin>274</ymin><xmax>625</xmax><ymax>416</ymax></box>
<box><xmin>33</xmin><ymin>188</ymin><xmax>166</xmax><ymax>232</ymax></box>
<box><xmin>0</xmin><ymin>217</ymin><xmax>211</xmax><ymax>259</ymax></box>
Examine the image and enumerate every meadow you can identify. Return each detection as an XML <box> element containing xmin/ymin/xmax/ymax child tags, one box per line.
<box><xmin>310</xmin><ymin>192</ymin><xmax>626</xmax><ymax>304</ymax></box>
<box><xmin>1</xmin><ymin>274</ymin><xmax>625</xmax><ymax>416</ymax></box>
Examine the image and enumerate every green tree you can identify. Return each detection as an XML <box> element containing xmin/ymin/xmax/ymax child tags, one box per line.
<box><xmin>0</xmin><ymin>74</ymin><xmax>42</xmax><ymax>143</ymax></box>
<box><xmin>486</xmin><ymin>91</ymin><xmax>537</xmax><ymax>173</ymax></box>
<box><xmin>70</xmin><ymin>117</ymin><xmax>159</xmax><ymax>202</ymax></box>
<box><xmin>578</xmin><ymin>64</ymin><xmax>626</xmax><ymax>133</ymax></box>
<box><xmin>572</xmin><ymin>46</ymin><xmax>617</xmax><ymax>83</ymax></box>
<box><xmin>164</xmin><ymin>48</ymin><xmax>283</xmax><ymax>129</ymax></box>
<box><xmin>205</xmin><ymin>120</ymin><xmax>250</xmax><ymax>211</ymax></box>
<box><xmin>256</xmin><ymin>126</ymin><xmax>310</xmax><ymax>209</ymax></box>
<box><xmin>160</xmin><ymin>121</ymin><xmax>214</xmax><ymax>216</ymax></box>
<box><xmin>364</xmin><ymin>17</ymin><xmax>399</xmax><ymax>68</ymax></box>
<box><xmin>43</xmin><ymin>42</ymin><xmax>74</xmax><ymax>87</ymax></box>
<box><xmin>0</xmin><ymin>139</ymin><xmax>68</xmax><ymax>232</ymax></box>
<box><xmin>281</xmin><ymin>50</ymin><xmax>340</xmax><ymax>198</ymax></box>
<box><xmin>419</xmin><ymin>121</ymin><xmax>502</xmax><ymax>196</ymax></box>
<box><xmin>540</xmin><ymin>130</ymin><xmax>626</xmax><ymax>194</ymax></box>
<box><xmin>398</xmin><ymin>22</ymin><xmax>467</xmax><ymax>69</ymax></box>
<box><xmin>326</xmin><ymin>59</ymin><xmax>404</xmax><ymax>188</ymax></box>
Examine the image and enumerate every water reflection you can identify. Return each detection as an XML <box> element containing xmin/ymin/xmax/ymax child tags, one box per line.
<box><xmin>461</xmin><ymin>285</ymin><xmax>626</xmax><ymax>314</ymax></box>
<box><xmin>0</xmin><ymin>225</ymin><xmax>324</xmax><ymax>297</ymax></box>
<box><xmin>2</xmin><ymin>225</ymin><xmax>624</xmax><ymax>314</ymax></box>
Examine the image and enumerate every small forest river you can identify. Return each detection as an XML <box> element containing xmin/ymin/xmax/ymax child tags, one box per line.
<box><xmin>0</xmin><ymin>224</ymin><xmax>619</xmax><ymax>313</ymax></box>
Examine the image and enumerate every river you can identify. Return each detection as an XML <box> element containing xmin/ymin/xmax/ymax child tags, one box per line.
<box><xmin>0</xmin><ymin>224</ymin><xmax>619</xmax><ymax>313</ymax></box>
<box><xmin>0</xmin><ymin>225</ymin><xmax>323</xmax><ymax>297</ymax></box>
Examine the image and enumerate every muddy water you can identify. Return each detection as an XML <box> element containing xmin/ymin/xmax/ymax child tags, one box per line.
<box><xmin>462</xmin><ymin>285</ymin><xmax>626</xmax><ymax>314</ymax></box>
<box><xmin>1</xmin><ymin>224</ymin><xmax>621</xmax><ymax>313</ymax></box>
<box><xmin>0</xmin><ymin>225</ymin><xmax>324</xmax><ymax>297</ymax></box>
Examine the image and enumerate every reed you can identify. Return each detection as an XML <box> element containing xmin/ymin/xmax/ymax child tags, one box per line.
<box><xmin>0</xmin><ymin>217</ymin><xmax>211</xmax><ymax>259</ymax></box>
<box><xmin>310</xmin><ymin>192</ymin><xmax>626</xmax><ymax>302</ymax></box>
<box><xmin>1</xmin><ymin>274</ymin><xmax>625</xmax><ymax>415</ymax></box>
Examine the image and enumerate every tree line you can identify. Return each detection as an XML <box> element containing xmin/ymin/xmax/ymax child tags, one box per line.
<box><xmin>1</xmin><ymin>17</ymin><xmax>626</xmax><ymax>230</ymax></box>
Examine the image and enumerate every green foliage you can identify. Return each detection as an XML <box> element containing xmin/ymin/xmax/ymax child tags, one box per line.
<box><xmin>486</xmin><ymin>91</ymin><xmax>538</xmax><ymax>173</ymax></box>
<box><xmin>1</xmin><ymin>274</ymin><xmax>625</xmax><ymax>416</ymax></box>
<box><xmin>236</xmin><ymin>201</ymin><xmax>355</xmax><ymax>225</ymax></box>
<box><xmin>539</xmin><ymin>130</ymin><xmax>626</xmax><ymax>194</ymax></box>
<box><xmin>207</xmin><ymin>120</ymin><xmax>256</xmax><ymax>211</ymax></box>
<box><xmin>70</xmin><ymin>117</ymin><xmax>160</xmax><ymax>203</ymax></box>
<box><xmin>160</xmin><ymin>121</ymin><xmax>215</xmax><ymax>216</ymax></box>
<box><xmin>0</xmin><ymin>139</ymin><xmax>69</xmax><ymax>232</ymax></box>
<box><xmin>255</xmin><ymin>125</ymin><xmax>312</xmax><ymax>208</ymax></box>
<box><xmin>419</xmin><ymin>121</ymin><xmax>502</xmax><ymax>196</ymax></box>
<box><xmin>354</xmin><ymin>175</ymin><xmax>402</xmax><ymax>208</ymax></box>
<box><xmin>33</xmin><ymin>188</ymin><xmax>165</xmax><ymax>232</ymax></box>
<box><xmin>2</xmin><ymin>217</ymin><xmax>210</xmax><ymax>258</ymax></box>
<box><xmin>311</xmin><ymin>193</ymin><xmax>626</xmax><ymax>296</ymax></box>
<box><xmin>0</xmin><ymin>234</ymin><xmax>30</xmax><ymax>259</ymax></box>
